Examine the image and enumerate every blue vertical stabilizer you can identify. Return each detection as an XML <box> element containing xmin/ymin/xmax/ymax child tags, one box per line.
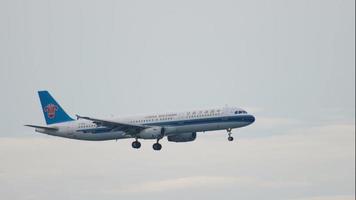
<box><xmin>38</xmin><ymin>91</ymin><xmax>74</xmax><ymax>125</ymax></box>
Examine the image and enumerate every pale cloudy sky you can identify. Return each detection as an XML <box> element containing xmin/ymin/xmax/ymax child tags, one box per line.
<box><xmin>0</xmin><ymin>0</ymin><xmax>354</xmax><ymax>200</ymax></box>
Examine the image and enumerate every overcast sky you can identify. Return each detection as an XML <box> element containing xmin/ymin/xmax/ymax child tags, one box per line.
<box><xmin>0</xmin><ymin>0</ymin><xmax>354</xmax><ymax>200</ymax></box>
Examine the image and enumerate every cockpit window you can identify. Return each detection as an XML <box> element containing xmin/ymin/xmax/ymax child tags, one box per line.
<box><xmin>235</xmin><ymin>110</ymin><xmax>247</xmax><ymax>114</ymax></box>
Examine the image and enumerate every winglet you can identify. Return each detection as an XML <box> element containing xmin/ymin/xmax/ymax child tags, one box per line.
<box><xmin>76</xmin><ymin>115</ymin><xmax>90</xmax><ymax>120</ymax></box>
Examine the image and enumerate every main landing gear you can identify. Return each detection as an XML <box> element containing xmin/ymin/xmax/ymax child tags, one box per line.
<box><xmin>131</xmin><ymin>138</ymin><xmax>162</xmax><ymax>151</ymax></box>
<box><xmin>227</xmin><ymin>128</ymin><xmax>234</xmax><ymax>141</ymax></box>
<box><xmin>153</xmin><ymin>139</ymin><xmax>162</xmax><ymax>151</ymax></box>
<box><xmin>132</xmin><ymin>138</ymin><xmax>141</xmax><ymax>149</ymax></box>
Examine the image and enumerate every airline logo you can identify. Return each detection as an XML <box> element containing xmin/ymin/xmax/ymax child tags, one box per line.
<box><xmin>44</xmin><ymin>104</ymin><xmax>58</xmax><ymax>119</ymax></box>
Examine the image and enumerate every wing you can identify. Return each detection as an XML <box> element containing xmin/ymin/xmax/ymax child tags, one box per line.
<box><xmin>25</xmin><ymin>124</ymin><xmax>58</xmax><ymax>131</ymax></box>
<box><xmin>76</xmin><ymin>115</ymin><xmax>147</xmax><ymax>135</ymax></box>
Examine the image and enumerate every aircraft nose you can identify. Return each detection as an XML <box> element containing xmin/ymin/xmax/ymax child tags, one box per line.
<box><xmin>248</xmin><ymin>115</ymin><xmax>255</xmax><ymax>124</ymax></box>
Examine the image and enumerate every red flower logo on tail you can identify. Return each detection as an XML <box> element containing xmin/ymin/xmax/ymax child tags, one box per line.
<box><xmin>44</xmin><ymin>104</ymin><xmax>58</xmax><ymax>119</ymax></box>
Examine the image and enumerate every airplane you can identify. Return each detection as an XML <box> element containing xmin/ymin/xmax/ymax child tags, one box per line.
<box><xmin>26</xmin><ymin>91</ymin><xmax>255</xmax><ymax>150</ymax></box>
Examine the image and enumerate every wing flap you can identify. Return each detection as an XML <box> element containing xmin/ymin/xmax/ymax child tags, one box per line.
<box><xmin>76</xmin><ymin>115</ymin><xmax>147</xmax><ymax>135</ymax></box>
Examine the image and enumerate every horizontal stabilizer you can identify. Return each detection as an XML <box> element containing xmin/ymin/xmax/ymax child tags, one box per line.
<box><xmin>24</xmin><ymin>124</ymin><xmax>58</xmax><ymax>131</ymax></box>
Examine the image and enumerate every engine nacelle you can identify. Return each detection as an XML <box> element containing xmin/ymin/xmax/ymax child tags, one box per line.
<box><xmin>139</xmin><ymin>127</ymin><xmax>164</xmax><ymax>139</ymax></box>
<box><xmin>167</xmin><ymin>132</ymin><xmax>197</xmax><ymax>143</ymax></box>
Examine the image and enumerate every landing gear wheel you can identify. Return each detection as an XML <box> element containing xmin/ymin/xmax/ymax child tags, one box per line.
<box><xmin>227</xmin><ymin>128</ymin><xmax>234</xmax><ymax>142</ymax></box>
<box><xmin>228</xmin><ymin>136</ymin><xmax>234</xmax><ymax>141</ymax></box>
<box><xmin>153</xmin><ymin>143</ymin><xmax>162</xmax><ymax>151</ymax></box>
<box><xmin>132</xmin><ymin>141</ymin><xmax>141</xmax><ymax>149</ymax></box>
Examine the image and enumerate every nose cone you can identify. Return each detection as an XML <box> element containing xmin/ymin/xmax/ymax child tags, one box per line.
<box><xmin>248</xmin><ymin>115</ymin><xmax>255</xmax><ymax>124</ymax></box>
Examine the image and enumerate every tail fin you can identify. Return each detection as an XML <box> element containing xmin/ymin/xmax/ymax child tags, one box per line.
<box><xmin>38</xmin><ymin>91</ymin><xmax>74</xmax><ymax>125</ymax></box>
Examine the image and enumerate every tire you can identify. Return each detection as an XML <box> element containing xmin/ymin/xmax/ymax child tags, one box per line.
<box><xmin>153</xmin><ymin>143</ymin><xmax>162</xmax><ymax>151</ymax></box>
<box><xmin>132</xmin><ymin>141</ymin><xmax>141</xmax><ymax>149</ymax></box>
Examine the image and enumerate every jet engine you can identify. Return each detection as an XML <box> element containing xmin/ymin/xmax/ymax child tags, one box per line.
<box><xmin>139</xmin><ymin>127</ymin><xmax>164</xmax><ymax>139</ymax></box>
<box><xmin>167</xmin><ymin>132</ymin><xmax>197</xmax><ymax>142</ymax></box>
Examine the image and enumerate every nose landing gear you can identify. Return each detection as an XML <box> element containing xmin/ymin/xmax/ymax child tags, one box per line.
<box><xmin>227</xmin><ymin>128</ymin><xmax>234</xmax><ymax>141</ymax></box>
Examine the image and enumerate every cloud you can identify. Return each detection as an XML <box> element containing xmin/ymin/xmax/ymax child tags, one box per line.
<box><xmin>109</xmin><ymin>176</ymin><xmax>309</xmax><ymax>194</ymax></box>
<box><xmin>292</xmin><ymin>195</ymin><xmax>355</xmax><ymax>200</ymax></box>
<box><xmin>0</xmin><ymin>121</ymin><xmax>354</xmax><ymax>200</ymax></box>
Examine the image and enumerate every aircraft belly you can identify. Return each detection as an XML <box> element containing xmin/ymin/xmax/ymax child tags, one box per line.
<box><xmin>173</xmin><ymin>121</ymin><xmax>248</xmax><ymax>134</ymax></box>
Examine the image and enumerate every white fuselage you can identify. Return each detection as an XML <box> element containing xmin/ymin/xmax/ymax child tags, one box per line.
<box><xmin>36</xmin><ymin>107</ymin><xmax>255</xmax><ymax>141</ymax></box>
